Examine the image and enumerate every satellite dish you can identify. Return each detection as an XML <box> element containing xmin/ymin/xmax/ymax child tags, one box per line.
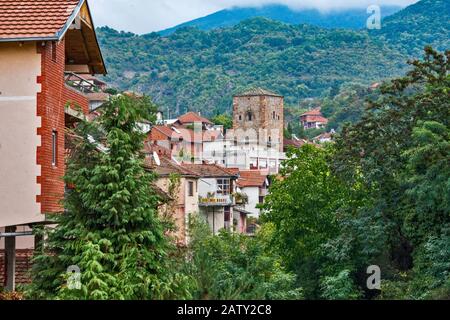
<box><xmin>153</xmin><ymin>151</ymin><xmax>161</xmax><ymax>166</ymax></box>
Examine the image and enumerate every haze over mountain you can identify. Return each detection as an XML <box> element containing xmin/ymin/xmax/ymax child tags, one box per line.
<box><xmin>159</xmin><ymin>4</ymin><xmax>404</xmax><ymax>35</ymax></box>
<box><xmin>97</xmin><ymin>0</ymin><xmax>449</xmax><ymax>118</ymax></box>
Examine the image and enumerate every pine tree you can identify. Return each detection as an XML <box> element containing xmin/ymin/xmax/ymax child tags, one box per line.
<box><xmin>26</xmin><ymin>94</ymin><xmax>191</xmax><ymax>300</ymax></box>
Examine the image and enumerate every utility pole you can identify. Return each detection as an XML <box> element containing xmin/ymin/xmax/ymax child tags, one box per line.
<box><xmin>4</xmin><ymin>226</ymin><xmax>16</xmax><ymax>292</ymax></box>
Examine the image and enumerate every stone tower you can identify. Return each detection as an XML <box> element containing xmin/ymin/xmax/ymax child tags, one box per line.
<box><xmin>232</xmin><ymin>88</ymin><xmax>284</xmax><ymax>152</ymax></box>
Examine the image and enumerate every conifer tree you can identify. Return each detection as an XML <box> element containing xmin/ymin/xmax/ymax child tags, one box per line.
<box><xmin>27</xmin><ymin>94</ymin><xmax>191</xmax><ymax>300</ymax></box>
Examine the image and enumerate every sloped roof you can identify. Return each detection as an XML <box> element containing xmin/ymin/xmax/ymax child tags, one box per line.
<box><xmin>301</xmin><ymin>108</ymin><xmax>323</xmax><ymax>117</ymax></box>
<box><xmin>177</xmin><ymin>112</ymin><xmax>213</xmax><ymax>125</ymax></box>
<box><xmin>284</xmin><ymin>138</ymin><xmax>307</xmax><ymax>148</ymax></box>
<box><xmin>234</xmin><ymin>88</ymin><xmax>283</xmax><ymax>98</ymax></box>
<box><xmin>237</xmin><ymin>170</ymin><xmax>268</xmax><ymax>188</ymax></box>
<box><xmin>182</xmin><ymin>164</ymin><xmax>238</xmax><ymax>178</ymax></box>
<box><xmin>304</xmin><ymin>115</ymin><xmax>329</xmax><ymax>124</ymax></box>
<box><xmin>0</xmin><ymin>0</ymin><xmax>82</xmax><ymax>40</ymax></box>
<box><xmin>144</xmin><ymin>156</ymin><xmax>199</xmax><ymax>178</ymax></box>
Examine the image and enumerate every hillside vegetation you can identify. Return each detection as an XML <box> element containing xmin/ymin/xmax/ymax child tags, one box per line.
<box><xmin>97</xmin><ymin>0</ymin><xmax>449</xmax><ymax>119</ymax></box>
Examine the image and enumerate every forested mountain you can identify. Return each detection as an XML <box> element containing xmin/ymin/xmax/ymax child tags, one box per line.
<box><xmin>159</xmin><ymin>4</ymin><xmax>403</xmax><ymax>35</ymax></box>
<box><xmin>97</xmin><ymin>0</ymin><xmax>449</xmax><ymax>118</ymax></box>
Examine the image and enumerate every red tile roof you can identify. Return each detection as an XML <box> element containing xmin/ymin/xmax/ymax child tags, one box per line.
<box><xmin>144</xmin><ymin>156</ymin><xmax>199</xmax><ymax>177</ymax></box>
<box><xmin>237</xmin><ymin>170</ymin><xmax>269</xmax><ymax>188</ymax></box>
<box><xmin>0</xmin><ymin>0</ymin><xmax>83</xmax><ymax>40</ymax></box>
<box><xmin>301</xmin><ymin>108</ymin><xmax>323</xmax><ymax>117</ymax></box>
<box><xmin>284</xmin><ymin>138</ymin><xmax>307</xmax><ymax>148</ymax></box>
<box><xmin>177</xmin><ymin>112</ymin><xmax>213</xmax><ymax>125</ymax></box>
<box><xmin>304</xmin><ymin>115</ymin><xmax>329</xmax><ymax>124</ymax></box>
<box><xmin>182</xmin><ymin>163</ymin><xmax>238</xmax><ymax>178</ymax></box>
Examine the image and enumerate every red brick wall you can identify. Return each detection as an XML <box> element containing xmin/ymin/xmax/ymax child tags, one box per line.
<box><xmin>0</xmin><ymin>249</ymin><xmax>33</xmax><ymax>286</ymax></box>
<box><xmin>36</xmin><ymin>39</ymin><xmax>89</xmax><ymax>214</ymax></box>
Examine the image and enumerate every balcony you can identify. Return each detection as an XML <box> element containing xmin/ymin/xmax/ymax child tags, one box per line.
<box><xmin>64</xmin><ymin>72</ymin><xmax>109</xmax><ymax>112</ymax></box>
<box><xmin>199</xmin><ymin>194</ymin><xmax>234</xmax><ymax>207</ymax></box>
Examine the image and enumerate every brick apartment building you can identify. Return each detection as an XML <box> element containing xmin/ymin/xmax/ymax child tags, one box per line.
<box><xmin>0</xmin><ymin>0</ymin><xmax>106</xmax><ymax>291</ymax></box>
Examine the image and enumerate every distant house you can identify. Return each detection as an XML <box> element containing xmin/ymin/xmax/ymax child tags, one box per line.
<box><xmin>313</xmin><ymin>130</ymin><xmax>335</xmax><ymax>144</ymax></box>
<box><xmin>300</xmin><ymin>108</ymin><xmax>328</xmax><ymax>130</ymax></box>
<box><xmin>283</xmin><ymin>136</ymin><xmax>308</xmax><ymax>152</ymax></box>
<box><xmin>174</xmin><ymin>111</ymin><xmax>214</xmax><ymax>130</ymax></box>
<box><xmin>236</xmin><ymin>170</ymin><xmax>270</xmax><ymax>219</ymax></box>
<box><xmin>181</xmin><ymin>164</ymin><xmax>245</xmax><ymax>235</ymax></box>
<box><xmin>144</xmin><ymin>154</ymin><xmax>200</xmax><ymax>246</ymax></box>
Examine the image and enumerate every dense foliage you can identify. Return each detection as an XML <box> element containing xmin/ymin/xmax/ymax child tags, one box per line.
<box><xmin>26</xmin><ymin>95</ymin><xmax>191</xmax><ymax>300</ymax></box>
<box><xmin>262</xmin><ymin>48</ymin><xmax>450</xmax><ymax>299</ymax></box>
<box><xmin>182</xmin><ymin>218</ymin><xmax>303</xmax><ymax>300</ymax></box>
<box><xmin>97</xmin><ymin>0</ymin><xmax>448</xmax><ymax>119</ymax></box>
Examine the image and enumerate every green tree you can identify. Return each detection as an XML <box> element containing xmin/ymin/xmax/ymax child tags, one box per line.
<box><xmin>261</xmin><ymin>144</ymin><xmax>362</xmax><ymax>298</ymax></box>
<box><xmin>26</xmin><ymin>95</ymin><xmax>191</xmax><ymax>300</ymax></box>
<box><xmin>211</xmin><ymin>113</ymin><xmax>233</xmax><ymax>130</ymax></box>
<box><xmin>333</xmin><ymin>47</ymin><xmax>449</xmax><ymax>299</ymax></box>
<box><xmin>183</xmin><ymin>217</ymin><xmax>303</xmax><ymax>300</ymax></box>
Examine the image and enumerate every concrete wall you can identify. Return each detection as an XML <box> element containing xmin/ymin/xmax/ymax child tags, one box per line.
<box><xmin>0</xmin><ymin>42</ymin><xmax>43</xmax><ymax>228</ymax></box>
<box><xmin>241</xmin><ymin>186</ymin><xmax>261</xmax><ymax>218</ymax></box>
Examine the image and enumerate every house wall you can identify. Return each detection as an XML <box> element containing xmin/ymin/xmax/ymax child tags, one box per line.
<box><xmin>0</xmin><ymin>39</ymin><xmax>89</xmax><ymax>229</ymax></box>
<box><xmin>0</xmin><ymin>42</ymin><xmax>43</xmax><ymax>228</ymax></box>
<box><xmin>241</xmin><ymin>186</ymin><xmax>261</xmax><ymax>218</ymax></box>
<box><xmin>37</xmin><ymin>39</ymin><xmax>88</xmax><ymax>215</ymax></box>
<box><xmin>156</xmin><ymin>177</ymin><xmax>199</xmax><ymax>245</ymax></box>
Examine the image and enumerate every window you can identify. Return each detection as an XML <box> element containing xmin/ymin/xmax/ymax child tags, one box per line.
<box><xmin>188</xmin><ymin>181</ymin><xmax>194</xmax><ymax>197</ymax></box>
<box><xmin>259</xmin><ymin>196</ymin><xmax>265</xmax><ymax>204</ymax></box>
<box><xmin>217</xmin><ymin>178</ymin><xmax>230</xmax><ymax>195</ymax></box>
<box><xmin>246</xmin><ymin>111</ymin><xmax>253</xmax><ymax>121</ymax></box>
<box><xmin>273</xmin><ymin>111</ymin><xmax>276</xmax><ymax>119</ymax></box>
<box><xmin>245</xmin><ymin>136</ymin><xmax>250</xmax><ymax>146</ymax></box>
<box><xmin>239</xmin><ymin>115</ymin><xmax>242</xmax><ymax>121</ymax></box>
<box><xmin>52</xmin><ymin>131</ymin><xmax>58</xmax><ymax>166</ymax></box>
<box><xmin>267</xmin><ymin>136</ymin><xmax>272</xmax><ymax>148</ymax></box>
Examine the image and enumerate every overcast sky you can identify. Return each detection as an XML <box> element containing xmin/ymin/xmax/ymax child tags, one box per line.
<box><xmin>89</xmin><ymin>0</ymin><xmax>418</xmax><ymax>34</ymax></box>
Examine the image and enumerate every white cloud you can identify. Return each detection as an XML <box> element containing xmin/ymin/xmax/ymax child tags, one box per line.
<box><xmin>88</xmin><ymin>0</ymin><xmax>418</xmax><ymax>34</ymax></box>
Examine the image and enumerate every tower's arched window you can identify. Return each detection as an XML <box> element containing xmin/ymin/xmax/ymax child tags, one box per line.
<box><xmin>239</xmin><ymin>115</ymin><xmax>242</xmax><ymax>121</ymax></box>
<box><xmin>273</xmin><ymin>111</ymin><xmax>276</xmax><ymax>120</ymax></box>
<box><xmin>246</xmin><ymin>111</ymin><xmax>253</xmax><ymax>121</ymax></box>
<box><xmin>268</xmin><ymin>136</ymin><xmax>272</xmax><ymax>148</ymax></box>
<box><xmin>245</xmin><ymin>136</ymin><xmax>250</xmax><ymax>146</ymax></box>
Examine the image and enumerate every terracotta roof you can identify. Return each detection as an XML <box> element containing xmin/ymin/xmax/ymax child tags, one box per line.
<box><xmin>143</xmin><ymin>142</ymin><xmax>172</xmax><ymax>157</ymax></box>
<box><xmin>284</xmin><ymin>138</ymin><xmax>307</xmax><ymax>148</ymax></box>
<box><xmin>182</xmin><ymin>163</ymin><xmax>238</xmax><ymax>178</ymax></box>
<box><xmin>304</xmin><ymin>115</ymin><xmax>329</xmax><ymax>124</ymax></box>
<box><xmin>177</xmin><ymin>112</ymin><xmax>212</xmax><ymax>125</ymax></box>
<box><xmin>144</xmin><ymin>156</ymin><xmax>199</xmax><ymax>177</ymax></box>
<box><xmin>237</xmin><ymin>170</ymin><xmax>269</xmax><ymax>188</ymax></box>
<box><xmin>0</xmin><ymin>0</ymin><xmax>82</xmax><ymax>40</ymax></box>
<box><xmin>234</xmin><ymin>87</ymin><xmax>283</xmax><ymax>98</ymax></box>
<box><xmin>151</xmin><ymin>125</ymin><xmax>201</xmax><ymax>143</ymax></box>
<box><xmin>301</xmin><ymin>108</ymin><xmax>323</xmax><ymax>117</ymax></box>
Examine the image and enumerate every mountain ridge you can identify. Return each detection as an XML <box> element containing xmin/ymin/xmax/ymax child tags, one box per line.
<box><xmin>158</xmin><ymin>4</ymin><xmax>404</xmax><ymax>35</ymax></box>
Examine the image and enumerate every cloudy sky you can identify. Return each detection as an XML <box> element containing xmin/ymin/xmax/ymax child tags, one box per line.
<box><xmin>89</xmin><ymin>0</ymin><xmax>418</xmax><ymax>34</ymax></box>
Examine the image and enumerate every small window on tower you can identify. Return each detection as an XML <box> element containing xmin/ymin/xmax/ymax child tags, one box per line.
<box><xmin>239</xmin><ymin>115</ymin><xmax>242</xmax><ymax>121</ymax></box>
<box><xmin>247</xmin><ymin>112</ymin><xmax>253</xmax><ymax>121</ymax></box>
<box><xmin>273</xmin><ymin>111</ymin><xmax>276</xmax><ymax>119</ymax></box>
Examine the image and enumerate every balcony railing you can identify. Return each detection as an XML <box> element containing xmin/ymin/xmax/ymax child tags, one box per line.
<box><xmin>199</xmin><ymin>194</ymin><xmax>234</xmax><ymax>207</ymax></box>
<box><xmin>64</xmin><ymin>72</ymin><xmax>99</xmax><ymax>94</ymax></box>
